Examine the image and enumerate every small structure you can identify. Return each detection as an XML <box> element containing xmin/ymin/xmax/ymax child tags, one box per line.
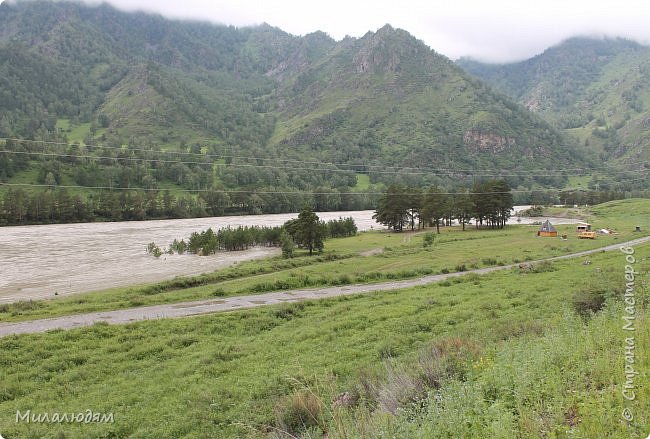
<box><xmin>576</xmin><ymin>222</ymin><xmax>592</xmax><ymax>233</ymax></box>
<box><xmin>537</xmin><ymin>220</ymin><xmax>558</xmax><ymax>237</ymax></box>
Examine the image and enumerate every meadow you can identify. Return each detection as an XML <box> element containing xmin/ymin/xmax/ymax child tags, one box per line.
<box><xmin>0</xmin><ymin>239</ymin><xmax>647</xmax><ymax>438</ymax></box>
<box><xmin>0</xmin><ymin>199</ymin><xmax>648</xmax><ymax>438</ymax></box>
<box><xmin>3</xmin><ymin>199</ymin><xmax>648</xmax><ymax>323</ymax></box>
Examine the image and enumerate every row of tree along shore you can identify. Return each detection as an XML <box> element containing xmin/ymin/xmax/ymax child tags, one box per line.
<box><xmin>0</xmin><ymin>186</ymin><xmax>377</xmax><ymax>226</ymax></box>
<box><xmin>147</xmin><ymin>209</ymin><xmax>358</xmax><ymax>258</ymax></box>
<box><xmin>144</xmin><ymin>179</ymin><xmax>522</xmax><ymax>259</ymax></box>
<box><xmin>0</xmin><ymin>181</ymin><xmax>640</xmax><ymax>226</ymax></box>
<box><xmin>373</xmin><ymin>180</ymin><xmax>515</xmax><ymax>232</ymax></box>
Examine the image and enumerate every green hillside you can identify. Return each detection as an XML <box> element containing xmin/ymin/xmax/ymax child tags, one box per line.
<box><xmin>270</xmin><ymin>25</ymin><xmax>582</xmax><ymax>177</ymax></box>
<box><xmin>2</xmin><ymin>2</ymin><xmax>645</xmax><ymax>225</ymax></box>
<box><xmin>457</xmin><ymin>37</ymin><xmax>650</xmax><ymax>168</ymax></box>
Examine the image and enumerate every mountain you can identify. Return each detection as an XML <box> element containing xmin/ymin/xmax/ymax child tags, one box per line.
<box><xmin>457</xmin><ymin>37</ymin><xmax>650</xmax><ymax>166</ymax></box>
<box><xmin>0</xmin><ymin>1</ymin><xmax>600</xmax><ymax>224</ymax></box>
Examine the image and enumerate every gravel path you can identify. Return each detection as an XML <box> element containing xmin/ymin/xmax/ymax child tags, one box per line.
<box><xmin>1</xmin><ymin>235</ymin><xmax>648</xmax><ymax>337</ymax></box>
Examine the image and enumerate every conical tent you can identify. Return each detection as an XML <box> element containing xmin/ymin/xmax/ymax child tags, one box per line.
<box><xmin>540</xmin><ymin>220</ymin><xmax>556</xmax><ymax>232</ymax></box>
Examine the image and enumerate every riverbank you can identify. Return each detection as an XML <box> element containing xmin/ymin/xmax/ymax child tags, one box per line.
<box><xmin>2</xmin><ymin>234</ymin><xmax>649</xmax><ymax>336</ymax></box>
<box><xmin>2</xmin><ymin>199</ymin><xmax>649</xmax><ymax>322</ymax></box>
<box><xmin>1</xmin><ymin>233</ymin><xmax>647</xmax><ymax>438</ymax></box>
<box><xmin>1</xmin><ymin>207</ymin><xmax>589</xmax><ymax>303</ymax></box>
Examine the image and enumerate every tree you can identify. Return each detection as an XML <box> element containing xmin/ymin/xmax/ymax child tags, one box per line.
<box><xmin>421</xmin><ymin>185</ymin><xmax>445</xmax><ymax>233</ymax></box>
<box><xmin>280</xmin><ymin>230</ymin><xmax>295</xmax><ymax>258</ymax></box>
<box><xmin>285</xmin><ymin>206</ymin><xmax>325</xmax><ymax>255</ymax></box>
<box><xmin>200</xmin><ymin>188</ymin><xmax>230</xmax><ymax>216</ymax></box>
<box><xmin>405</xmin><ymin>187</ymin><xmax>422</xmax><ymax>230</ymax></box>
<box><xmin>492</xmin><ymin>179</ymin><xmax>514</xmax><ymax>228</ymax></box>
<box><xmin>3</xmin><ymin>188</ymin><xmax>27</xmax><ymax>224</ymax></box>
<box><xmin>372</xmin><ymin>184</ymin><xmax>409</xmax><ymax>232</ymax></box>
<box><xmin>471</xmin><ymin>179</ymin><xmax>513</xmax><ymax>229</ymax></box>
<box><xmin>454</xmin><ymin>188</ymin><xmax>474</xmax><ymax>231</ymax></box>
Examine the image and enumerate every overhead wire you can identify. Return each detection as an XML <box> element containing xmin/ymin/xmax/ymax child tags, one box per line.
<box><xmin>0</xmin><ymin>181</ymin><xmax>637</xmax><ymax>196</ymax></box>
<box><xmin>0</xmin><ymin>149</ymin><xmax>593</xmax><ymax>177</ymax></box>
<box><xmin>1</xmin><ymin>146</ymin><xmax>645</xmax><ymax>178</ymax></box>
<box><xmin>1</xmin><ymin>137</ymin><xmax>647</xmax><ymax>174</ymax></box>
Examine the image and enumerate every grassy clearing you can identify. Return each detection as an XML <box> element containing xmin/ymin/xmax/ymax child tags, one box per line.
<box><xmin>353</xmin><ymin>173</ymin><xmax>370</xmax><ymax>190</ymax></box>
<box><xmin>55</xmin><ymin>119</ymin><xmax>93</xmax><ymax>144</ymax></box>
<box><xmin>566</xmin><ymin>174</ymin><xmax>592</xmax><ymax>189</ymax></box>
<box><xmin>0</xmin><ymin>242</ymin><xmax>647</xmax><ymax>438</ymax></box>
<box><xmin>329</xmin><ymin>303</ymin><xmax>649</xmax><ymax>438</ymax></box>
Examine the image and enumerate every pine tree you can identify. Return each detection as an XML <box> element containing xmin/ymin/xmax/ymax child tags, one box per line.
<box><xmin>286</xmin><ymin>205</ymin><xmax>325</xmax><ymax>255</ymax></box>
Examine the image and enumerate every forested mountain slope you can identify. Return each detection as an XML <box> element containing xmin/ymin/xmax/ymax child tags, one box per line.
<box><xmin>458</xmin><ymin>37</ymin><xmax>650</xmax><ymax>166</ymax></box>
<box><xmin>0</xmin><ymin>1</ymin><xmax>619</xmax><ymax>224</ymax></box>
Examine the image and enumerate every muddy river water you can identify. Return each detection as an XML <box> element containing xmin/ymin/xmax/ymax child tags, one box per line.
<box><xmin>0</xmin><ymin>211</ymin><xmax>383</xmax><ymax>303</ymax></box>
<box><xmin>0</xmin><ymin>208</ymin><xmax>579</xmax><ymax>303</ymax></box>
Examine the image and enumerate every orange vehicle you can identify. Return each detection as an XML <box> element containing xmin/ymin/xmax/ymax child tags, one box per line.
<box><xmin>578</xmin><ymin>231</ymin><xmax>596</xmax><ymax>239</ymax></box>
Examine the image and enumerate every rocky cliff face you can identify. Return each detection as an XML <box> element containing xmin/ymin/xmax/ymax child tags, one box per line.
<box><xmin>352</xmin><ymin>24</ymin><xmax>424</xmax><ymax>74</ymax></box>
<box><xmin>463</xmin><ymin>130</ymin><xmax>516</xmax><ymax>153</ymax></box>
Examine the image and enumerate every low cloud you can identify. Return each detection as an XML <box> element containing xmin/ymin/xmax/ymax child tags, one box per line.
<box><xmin>55</xmin><ymin>0</ymin><xmax>650</xmax><ymax>62</ymax></box>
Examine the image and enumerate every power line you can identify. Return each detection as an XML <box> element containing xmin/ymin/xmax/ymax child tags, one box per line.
<box><xmin>0</xmin><ymin>181</ymin><xmax>631</xmax><ymax>196</ymax></box>
<box><xmin>3</xmin><ymin>137</ymin><xmax>646</xmax><ymax>175</ymax></box>
<box><xmin>6</xmin><ymin>146</ymin><xmax>645</xmax><ymax>178</ymax></box>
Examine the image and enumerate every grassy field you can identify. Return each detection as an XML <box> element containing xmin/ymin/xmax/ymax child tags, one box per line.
<box><xmin>0</xmin><ymin>199</ymin><xmax>648</xmax><ymax>438</ymax></box>
<box><xmin>0</xmin><ymin>239</ymin><xmax>647</xmax><ymax>438</ymax></box>
<box><xmin>1</xmin><ymin>213</ymin><xmax>641</xmax><ymax>323</ymax></box>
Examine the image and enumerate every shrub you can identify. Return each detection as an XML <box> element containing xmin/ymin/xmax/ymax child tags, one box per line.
<box><xmin>274</xmin><ymin>390</ymin><xmax>324</xmax><ymax>436</ymax></box>
<box><xmin>146</xmin><ymin>242</ymin><xmax>162</xmax><ymax>257</ymax></box>
<box><xmin>0</xmin><ymin>300</ymin><xmax>44</xmax><ymax>314</ymax></box>
<box><xmin>377</xmin><ymin>340</ymin><xmax>400</xmax><ymax>359</ymax></box>
<box><xmin>422</xmin><ymin>232</ymin><xmax>436</xmax><ymax>248</ymax></box>
<box><xmin>376</xmin><ymin>362</ymin><xmax>425</xmax><ymax>414</ymax></box>
<box><xmin>572</xmin><ymin>288</ymin><xmax>606</xmax><ymax>317</ymax></box>
<box><xmin>521</xmin><ymin>206</ymin><xmax>544</xmax><ymax>216</ymax></box>
<box><xmin>272</xmin><ymin>303</ymin><xmax>305</xmax><ymax>320</ymax></box>
<box><xmin>168</xmin><ymin>238</ymin><xmax>188</xmax><ymax>255</ymax></box>
<box><xmin>212</xmin><ymin>288</ymin><xmax>226</xmax><ymax>297</ymax></box>
<box><xmin>531</xmin><ymin>260</ymin><xmax>556</xmax><ymax>273</ymax></box>
<box><xmin>280</xmin><ymin>230</ymin><xmax>295</xmax><ymax>259</ymax></box>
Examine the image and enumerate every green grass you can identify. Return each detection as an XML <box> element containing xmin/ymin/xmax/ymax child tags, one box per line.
<box><xmin>333</xmin><ymin>301</ymin><xmax>649</xmax><ymax>438</ymax></box>
<box><xmin>3</xmin><ymin>198</ymin><xmax>648</xmax><ymax>323</ymax></box>
<box><xmin>0</xmin><ymin>241</ymin><xmax>647</xmax><ymax>438</ymax></box>
<box><xmin>0</xmin><ymin>223</ymin><xmax>631</xmax><ymax>323</ymax></box>
<box><xmin>353</xmin><ymin>173</ymin><xmax>370</xmax><ymax>190</ymax></box>
<box><xmin>566</xmin><ymin>174</ymin><xmax>592</xmax><ymax>189</ymax></box>
<box><xmin>6</xmin><ymin>167</ymin><xmax>39</xmax><ymax>185</ymax></box>
<box><xmin>55</xmin><ymin>118</ymin><xmax>71</xmax><ymax>132</ymax></box>
<box><xmin>588</xmin><ymin>198</ymin><xmax>650</xmax><ymax>231</ymax></box>
<box><xmin>55</xmin><ymin>119</ymin><xmax>94</xmax><ymax>144</ymax></box>
<box><xmin>69</xmin><ymin>123</ymin><xmax>93</xmax><ymax>144</ymax></box>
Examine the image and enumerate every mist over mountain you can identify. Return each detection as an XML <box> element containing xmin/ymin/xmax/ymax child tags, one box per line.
<box><xmin>0</xmin><ymin>1</ymin><xmax>583</xmax><ymax>170</ymax></box>
<box><xmin>457</xmin><ymin>37</ymin><xmax>650</xmax><ymax>166</ymax></box>
<box><xmin>4</xmin><ymin>1</ymin><xmax>646</xmax><ymax>225</ymax></box>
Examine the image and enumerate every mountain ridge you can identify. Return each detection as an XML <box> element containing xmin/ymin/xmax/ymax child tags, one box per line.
<box><xmin>457</xmin><ymin>36</ymin><xmax>650</xmax><ymax>168</ymax></box>
<box><xmin>1</xmin><ymin>0</ymin><xmax>627</xmax><ymax>216</ymax></box>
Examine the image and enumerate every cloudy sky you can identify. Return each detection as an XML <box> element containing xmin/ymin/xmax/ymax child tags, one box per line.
<box><xmin>14</xmin><ymin>0</ymin><xmax>650</xmax><ymax>62</ymax></box>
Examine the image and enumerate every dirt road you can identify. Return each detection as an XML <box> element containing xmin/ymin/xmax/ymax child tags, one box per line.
<box><xmin>1</xmin><ymin>236</ymin><xmax>648</xmax><ymax>337</ymax></box>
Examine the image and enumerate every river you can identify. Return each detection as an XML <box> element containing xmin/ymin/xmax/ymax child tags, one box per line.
<box><xmin>0</xmin><ymin>208</ymin><xmax>580</xmax><ymax>303</ymax></box>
